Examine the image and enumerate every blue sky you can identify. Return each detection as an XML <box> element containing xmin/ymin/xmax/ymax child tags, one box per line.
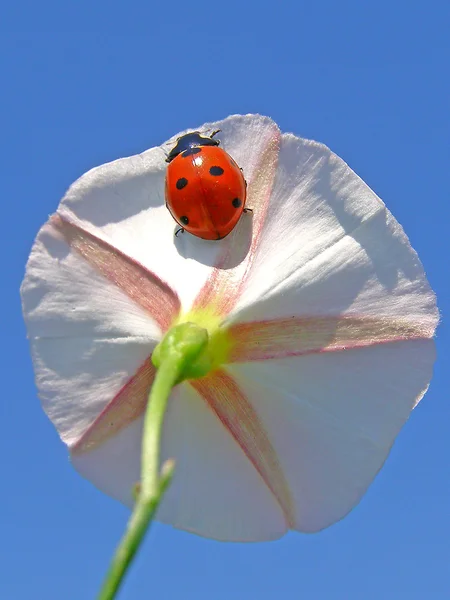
<box><xmin>2</xmin><ymin>1</ymin><xmax>450</xmax><ymax>598</ymax></box>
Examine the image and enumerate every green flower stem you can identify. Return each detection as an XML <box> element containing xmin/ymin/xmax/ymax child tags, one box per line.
<box><xmin>97</xmin><ymin>323</ymin><xmax>209</xmax><ymax>600</ymax></box>
<box><xmin>97</xmin><ymin>357</ymin><xmax>179</xmax><ymax>600</ymax></box>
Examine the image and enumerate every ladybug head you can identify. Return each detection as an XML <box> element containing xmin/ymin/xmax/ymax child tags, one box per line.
<box><xmin>166</xmin><ymin>131</ymin><xmax>220</xmax><ymax>163</ymax></box>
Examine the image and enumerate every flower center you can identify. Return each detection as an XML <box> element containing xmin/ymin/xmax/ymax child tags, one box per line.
<box><xmin>153</xmin><ymin>309</ymin><xmax>232</xmax><ymax>382</ymax></box>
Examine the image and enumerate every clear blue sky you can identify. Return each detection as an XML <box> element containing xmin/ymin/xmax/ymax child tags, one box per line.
<box><xmin>2</xmin><ymin>2</ymin><xmax>450</xmax><ymax>598</ymax></box>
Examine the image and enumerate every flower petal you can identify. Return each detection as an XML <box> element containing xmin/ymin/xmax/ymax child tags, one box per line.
<box><xmin>72</xmin><ymin>383</ymin><xmax>287</xmax><ymax>542</ymax></box>
<box><xmin>227</xmin><ymin>337</ymin><xmax>436</xmax><ymax>533</ymax></box>
<box><xmin>229</xmin><ymin>132</ymin><xmax>438</xmax><ymax>331</ymax></box>
<box><xmin>28</xmin><ymin>336</ymin><xmax>154</xmax><ymax>447</ymax></box>
<box><xmin>51</xmin><ymin>214</ymin><xmax>180</xmax><ymax>331</ymax></box>
<box><xmin>222</xmin><ymin>129</ymin><xmax>438</xmax><ymax>533</ymax></box>
<box><xmin>229</xmin><ymin>315</ymin><xmax>434</xmax><ymax>362</ymax></box>
<box><xmin>71</xmin><ymin>357</ymin><xmax>155</xmax><ymax>454</ymax></box>
<box><xmin>191</xmin><ymin>370</ymin><xmax>295</xmax><ymax>527</ymax></box>
<box><xmin>58</xmin><ymin>114</ymin><xmax>281</xmax><ymax>313</ymax></box>
<box><xmin>21</xmin><ymin>222</ymin><xmax>160</xmax><ymax>446</ymax></box>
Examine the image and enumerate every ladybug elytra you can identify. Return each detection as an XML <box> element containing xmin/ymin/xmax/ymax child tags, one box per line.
<box><xmin>165</xmin><ymin>131</ymin><xmax>248</xmax><ymax>240</ymax></box>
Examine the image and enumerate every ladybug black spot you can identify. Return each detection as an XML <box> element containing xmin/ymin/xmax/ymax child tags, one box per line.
<box><xmin>232</xmin><ymin>198</ymin><xmax>242</xmax><ymax>208</ymax></box>
<box><xmin>209</xmin><ymin>166</ymin><xmax>224</xmax><ymax>176</ymax></box>
<box><xmin>176</xmin><ymin>177</ymin><xmax>188</xmax><ymax>190</ymax></box>
<box><xmin>182</xmin><ymin>147</ymin><xmax>202</xmax><ymax>157</ymax></box>
<box><xmin>180</xmin><ymin>216</ymin><xmax>189</xmax><ymax>225</ymax></box>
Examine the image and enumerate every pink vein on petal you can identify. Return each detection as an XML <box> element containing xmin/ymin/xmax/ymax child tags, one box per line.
<box><xmin>71</xmin><ymin>357</ymin><xmax>154</xmax><ymax>454</ymax></box>
<box><xmin>191</xmin><ymin>369</ymin><xmax>295</xmax><ymax>527</ymax></box>
<box><xmin>194</xmin><ymin>126</ymin><xmax>281</xmax><ymax>317</ymax></box>
<box><xmin>228</xmin><ymin>315</ymin><xmax>436</xmax><ymax>363</ymax></box>
<box><xmin>50</xmin><ymin>214</ymin><xmax>180</xmax><ymax>331</ymax></box>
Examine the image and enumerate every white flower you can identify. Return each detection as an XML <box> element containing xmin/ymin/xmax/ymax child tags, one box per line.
<box><xmin>21</xmin><ymin>114</ymin><xmax>438</xmax><ymax>542</ymax></box>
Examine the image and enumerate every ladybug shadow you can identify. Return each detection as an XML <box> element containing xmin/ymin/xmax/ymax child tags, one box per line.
<box><xmin>173</xmin><ymin>212</ymin><xmax>253</xmax><ymax>269</ymax></box>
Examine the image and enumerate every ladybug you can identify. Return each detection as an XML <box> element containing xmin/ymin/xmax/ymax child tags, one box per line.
<box><xmin>165</xmin><ymin>130</ymin><xmax>249</xmax><ymax>240</ymax></box>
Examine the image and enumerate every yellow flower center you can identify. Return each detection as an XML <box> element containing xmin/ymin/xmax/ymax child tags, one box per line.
<box><xmin>175</xmin><ymin>307</ymin><xmax>233</xmax><ymax>375</ymax></box>
<box><xmin>153</xmin><ymin>308</ymin><xmax>233</xmax><ymax>382</ymax></box>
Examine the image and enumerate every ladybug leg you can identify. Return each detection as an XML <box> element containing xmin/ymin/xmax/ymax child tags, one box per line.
<box><xmin>175</xmin><ymin>227</ymin><xmax>185</xmax><ymax>237</ymax></box>
<box><xmin>244</xmin><ymin>208</ymin><xmax>253</xmax><ymax>213</ymax></box>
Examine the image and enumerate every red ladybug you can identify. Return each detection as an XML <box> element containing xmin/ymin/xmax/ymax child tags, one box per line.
<box><xmin>165</xmin><ymin>131</ymin><xmax>248</xmax><ymax>240</ymax></box>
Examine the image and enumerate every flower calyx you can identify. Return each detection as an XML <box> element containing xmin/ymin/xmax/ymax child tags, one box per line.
<box><xmin>151</xmin><ymin>322</ymin><xmax>215</xmax><ymax>382</ymax></box>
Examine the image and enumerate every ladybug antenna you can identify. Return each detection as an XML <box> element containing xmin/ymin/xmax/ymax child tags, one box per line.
<box><xmin>160</xmin><ymin>146</ymin><xmax>170</xmax><ymax>162</ymax></box>
<box><xmin>211</xmin><ymin>129</ymin><xmax>221</xmax><ymax>138</ymax></box>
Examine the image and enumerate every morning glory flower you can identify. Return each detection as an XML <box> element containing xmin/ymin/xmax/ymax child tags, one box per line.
<box><xmin>21</xmin><ymin>114</ymin><xmax>437</xmax><ymax>542</ymax></box>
